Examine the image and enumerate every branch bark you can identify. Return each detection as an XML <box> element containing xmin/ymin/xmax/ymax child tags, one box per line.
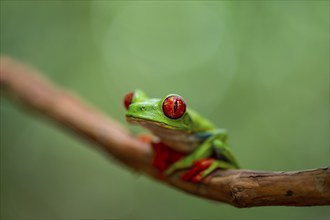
<box><xmin>0</xmin><ymin>56</ymin><xmax>329</xmax><ymax>208</ymax></box>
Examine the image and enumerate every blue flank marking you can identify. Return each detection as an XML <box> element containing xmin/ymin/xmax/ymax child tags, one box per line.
<box><xmin>194</xmin><ymin>132</ymin><xmax>213</xmax><ymax>141</ymax></box>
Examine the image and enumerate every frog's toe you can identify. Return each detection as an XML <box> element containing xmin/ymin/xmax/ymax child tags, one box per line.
<box><xmin>182</xmin><ymin>158</ymin><xmax>214</xmax><ymax>182</ymax></box>
<box><xmin>137</xmin><ymin>133</ymin><xmax>153</xmax><ymax>143</ymax></box>
<box><xmin>182</xmin><ymin>162</ymin><xmax>208</xmax><ymax>181</ymax></box>
<box><xmin>192</xmin><ymin>174</ymin><xmax>203</xmax><ymax>183</ymax></box>
<box><xmin>195</xmin><ymin>163</ymin><xmax>219</xmax><ymax>181</ymax></box>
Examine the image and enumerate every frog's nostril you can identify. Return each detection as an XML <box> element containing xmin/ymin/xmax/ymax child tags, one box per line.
<box><xmin>140</xmin><ymin>106</ymin><xmax>146</xmax><ymax>111</ymax></box>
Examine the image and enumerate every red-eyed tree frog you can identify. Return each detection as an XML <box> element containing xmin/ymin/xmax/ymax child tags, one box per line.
<box><xmin>124</xmin><ymin>90</ymin><xmax>239</xmax><ymax>182</ymax></box>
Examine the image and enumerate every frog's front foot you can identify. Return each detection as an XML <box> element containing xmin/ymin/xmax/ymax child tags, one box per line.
<box><xmin>166</xmin><ymin>158</ymin><xmax>238</xmax><ymax>183</ymax></box>
<box><xmin>182</xmin><ymin>158</ymin><xmax>216</xmax><ymax>182</ymax></box>
<box><xmin>165</xmin><ymin>158</ymin><xmax>216</xmax><ymax>182</ymax></box>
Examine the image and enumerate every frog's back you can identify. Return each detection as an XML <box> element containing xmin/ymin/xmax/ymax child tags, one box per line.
<box><xmin>187</xmin><ymin>108</ymin><xmax>215</xmax><ymax>132</ymax></box>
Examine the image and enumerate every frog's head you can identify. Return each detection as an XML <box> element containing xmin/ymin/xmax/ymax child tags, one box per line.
<box><xmin>124</xmin><ymin>90</ymin><xmax>193</xmax><ymax>131</ymax></box>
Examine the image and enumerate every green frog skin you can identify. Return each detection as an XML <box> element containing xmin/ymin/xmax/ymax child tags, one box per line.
<box><xmin>124</xmin><ymin>90</ymin><xmax>239</xmax><ymax>182</ymax></box>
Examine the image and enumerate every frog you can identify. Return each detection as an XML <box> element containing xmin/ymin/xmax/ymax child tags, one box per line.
<box><xmin>124</xmin><ymin>90</ymin><xmax>239</xmax><ymax>182</ymax></box>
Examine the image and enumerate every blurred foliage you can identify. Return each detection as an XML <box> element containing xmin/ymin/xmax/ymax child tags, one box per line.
<box><xmin>0</xmin><ymin>1</ymin><xmax>329</xmax><ymax>219</ymax></box>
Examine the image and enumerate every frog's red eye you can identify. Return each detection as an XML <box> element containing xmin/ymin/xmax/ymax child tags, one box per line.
<box><xmin>124</xmin><ymin>91</ymin><xmax>134</xmax><ymax>109</ymax></box>
<box><xmin>162</xmin><ymin>95</ymin><xmax>186</xmax><ymax>119</ymax></box>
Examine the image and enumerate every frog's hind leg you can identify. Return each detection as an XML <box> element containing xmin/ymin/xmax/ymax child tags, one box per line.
<box><xmin>213</xmin><ymin>139</ymin><xmax>240</xmax><ymax>169</ymax></box>
<box><xmin>191</xmin><ymin>139</ymin><xmax>240</xmax><ymax>182</ymax></box>
<box><xmin>165</xmin><ymin>130</ymin><xmax>239</xmax><ymax>179</ymax></box>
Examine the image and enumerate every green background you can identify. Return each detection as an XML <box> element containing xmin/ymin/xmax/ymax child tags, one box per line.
<box><xmin>1</xmin><ymin>1</ymin><xmax>329</xmax><ymax>219</ymax></box>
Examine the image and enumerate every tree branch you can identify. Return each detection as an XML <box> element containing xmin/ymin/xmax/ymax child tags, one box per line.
<box><xmin>0</xmin><ymin>56</ymin><xmax>329</xmax><ymax>208</ymax></box>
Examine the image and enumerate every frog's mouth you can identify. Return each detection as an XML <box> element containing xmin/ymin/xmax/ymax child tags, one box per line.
<box><xmin>126</xmin><ymin>115</ymin><xmax>187</xmax><ymax>134</ymax></box>
<box><xmin>126</xmin><ymin>116</ymin><xmax>179</xmax><ymax>130</ymax></box>
<box><xmin>126</xmin><ymin>116</ymin><xmax>198</xmax><ymax>153</ymax></box>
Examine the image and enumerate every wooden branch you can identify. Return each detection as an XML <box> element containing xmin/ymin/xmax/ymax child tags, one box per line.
<box><xmin>0</xmin><ymin>56</ymin><xmax>329</xmax><ymax>208</ymax></box>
